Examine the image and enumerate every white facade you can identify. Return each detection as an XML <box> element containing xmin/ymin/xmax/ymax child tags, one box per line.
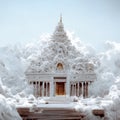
<box><xmin>25</xmin><ymin>16</ymin><xmax>96</xmax><ymax>98</ymax></box>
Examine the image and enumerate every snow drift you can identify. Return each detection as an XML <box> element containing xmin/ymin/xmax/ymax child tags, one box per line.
<box><xmin>0</xmin><ymin>94</ymin><xmax>21</xmax><ymax>120</ymax></box>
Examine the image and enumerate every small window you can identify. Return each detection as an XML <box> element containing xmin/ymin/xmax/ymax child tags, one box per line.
<box><xmin>57</xmin><ymin>63</ymin><xmax>63</xmax><ymax>70</ymax></box>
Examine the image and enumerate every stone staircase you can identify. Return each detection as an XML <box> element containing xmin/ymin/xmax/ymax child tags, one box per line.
<box><xmin>17</xmin><ymin>107</ymin><xmax>85</xmax><ymax>120</ymax></box>
<box><xmin>45</xmin><ymin>96</ymin><xmax>72</xmax><ymax>104</ymax></box>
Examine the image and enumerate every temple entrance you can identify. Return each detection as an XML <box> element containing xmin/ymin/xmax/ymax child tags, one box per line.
<box><xmin>56</xmin><ymin>82</ymin><xmax>65</xmax><ymax>95</ymax></box>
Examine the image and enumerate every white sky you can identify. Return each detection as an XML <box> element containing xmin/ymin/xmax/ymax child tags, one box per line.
<box><xmin>0</xmin><ymin>0</ymin><xmax>120</xmax><ymax>52</ymax></box>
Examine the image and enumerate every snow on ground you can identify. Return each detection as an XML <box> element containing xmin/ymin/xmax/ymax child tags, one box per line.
<box><xmin>0</xmin><ymin>33</ymin><xmax>120</xmax><ymax>119</ymax></box>
<box><xmin>0</xmin><ymin>94</ymin><xmax>21</xmax><ymax>120</ymax></box>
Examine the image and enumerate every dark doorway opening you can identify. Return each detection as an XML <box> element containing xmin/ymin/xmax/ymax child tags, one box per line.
<box><xmin>56</xmin><ymin>82</ymin><xmax>65</xmax><ymax>95</ymax></box>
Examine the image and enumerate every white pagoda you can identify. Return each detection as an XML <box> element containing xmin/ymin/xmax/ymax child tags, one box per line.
<box><xmin>25</xmin><ymin>16</ymin><xmax>96</xmax><ymax>98</ymax></box>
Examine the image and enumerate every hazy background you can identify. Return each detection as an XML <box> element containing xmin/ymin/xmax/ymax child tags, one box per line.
<box><xmin>0</xmin><ymin>0</ymin><xmax>120</xmax><ymax>52</ymax></box>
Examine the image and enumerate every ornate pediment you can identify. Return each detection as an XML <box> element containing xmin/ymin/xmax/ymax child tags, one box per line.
<box><xmin>26</xmin><ymin>17</ymin><xmax>96</xmax><ymax>75</ymax></box>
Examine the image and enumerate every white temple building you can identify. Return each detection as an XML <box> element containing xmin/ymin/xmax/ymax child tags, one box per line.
<box><xmin>25</xmin><ymin>16</ymin><xmax>96</xmax><ymax>98</ymax></box>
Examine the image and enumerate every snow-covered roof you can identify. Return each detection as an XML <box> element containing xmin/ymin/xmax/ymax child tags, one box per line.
<box><xmin>26</xmin><ymin>17</ymin><xmax>96</xmax><ymax>76</ymax></box>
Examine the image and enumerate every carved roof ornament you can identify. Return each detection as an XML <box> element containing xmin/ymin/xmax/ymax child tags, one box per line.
<box><xmin>60</xmin><ymin>14</ymin><xmax>62</xmax><ymax>23</ymax></box>
<box><xmin>25</xmin><ymin>16</ymin><xmax>96</xmax><ymax>75</ymax></box>
<box><xmin>51</xmin><ymin>15</ymin><xmax>70</xmax><ymax>44</ymax></box>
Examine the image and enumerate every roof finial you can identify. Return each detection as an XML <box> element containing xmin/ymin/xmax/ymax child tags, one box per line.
<box><xmin>60</xmin><ymin>14</ymin><xmax>62</xmax><ymax>23</ymax></box>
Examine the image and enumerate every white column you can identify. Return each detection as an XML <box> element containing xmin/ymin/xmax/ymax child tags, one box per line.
<box><xmin>34</xmin><ymin>82</ymin><xmax>36</xmax><ymax>97</ymax></box>
<box><xmin>54</xmin><ymin>82</ymin><xmax>56</xmax><ymax>96</ymax></box>
<box><xmin>75</xmin><ymin>83</ymin><xmax>77</xmax><ymax>96</ymax></box>
<box><xmin>42</xmin><ymin>82</ymin><xmax>44</xmax><ymax>97</ymax></box>
<box><xmin>40</xmin><ymin>82</ymin><xmax>42</xmax><ymax>96</ymax></box>
<box><xmin>77</xmin><ymin>82</ymin><xmax>79</xmax><ymax>97</ymax></box>
<box><xmin>48</xmin><ymin>82</ymin><xmax>49</xmax><ymax>96</ymax></box>
<box><xmin>83</xmin><ymin>82</ymin><xmax>86</xmax><ymax>98</ymax></box>
<box><xmin>72</xmin><ymin>83</ymin><xmax>74</xmax><ymax>96</ymax></box>
<box><xmin>35</xmin><ymin>82</ymin><xmax>37</xmax><ymax>97</ymax></box>
<box><xmin>39</xmin><ymin>81</ymin><xmax>40</xmax><ymax>97</ymax></box>
<box><xmin>73</xmin><ymin>84</ymin><xmax>75</xmax><ymax>96</ymax></box>
<box><xmin>81</xmin><ymin>82</ymin><xmax>83</xmax><ymax>98</ymax></box>
<box><xmin>68</xmin><ymin>81</ymin><xmax>70</xmax><ymax>96</ymax></box>
<box><xmin>79</xmin><ymin>82</ymin><xmax>80</xmax><ymax>96</ymax></box>
<box><xmin>70</xmin><ymin>83</ymin><xmax>71</xmax><ymax>96</ymax></box>
<box><xmin>71</xmin><ymin>84</ymin><xmax>73</xmax><ymax>96</ymax></box>
<box><xmin>38</xmin><ymin>82</ymin><xmax>39</xmax><ymax>97</ymax></box>
<box><xmin>74</xmin><ymin>83</ymin><xmax>76</xmax><ymax>96</ymax></box>
<box><xmin>36</xmin><ymin>82</ymin><xmax>38</xmax><ymax>97</ymax></box>
<box><xmin>86</xmin><ymin>82</ymin><xmax>88</xmax><ymax>98</ymax></box>
<box><xmin>50</xmin><ymin>80</ymin><xmax>53</xmax><ymax>97</ymax></box>
<box><xmin>37</xmin><ymin>82</ymin><xmax>38</xmax><ymax>97</ymax></box>
<box><xmin>65</xmin><ymin>82</ymin><xmax>66</xmax><ymax>95</ymax></box>
<box><xmin>46</xmin><ymin>82</ymin><xmax>48</xmax><ymax>97</ymax></box>
<box><xmin>33</xmin><ymin>82</ymin><xmax>35</xmax><ymax>96</ymax></box>
<box><xmin>46</xmin><ymin>82</ymin><xmax>47</xmax><ymax>97</ymax></box>
<box><xmin>46</xmin><ymin>82</ymin><xmax>47</xmax><ymax>96</ymax></box>
<box><xmin>48</xmin><ymin>82</ymin><xmax>50</xmax><ymax>96</ymax></box>
<box><xmin>66</xmin><ymin>77</ymin><xmax>70</xmax><ymax>96</ymax></box>
<box><xmin>44</xmin><ymin>82</ymin><xmax>46</xmax><ymax>96</ymax></box>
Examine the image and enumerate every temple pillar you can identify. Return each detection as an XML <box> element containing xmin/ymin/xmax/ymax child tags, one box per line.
<box><xmin>37</xmin><ymin>81</ymin><xmax>39</xmax><ymax>97</ymax></box>
<box><xmin>70</xmin><ymin>84</ymin><xmax>72</xmax><ymax>96</ymax></box>
<box><xmin>54</xmin><ymin>82</ymin><xmax>56</xmax><ymax>96</ymax></box>
<box><xmin>48</xmin><ymin>82</ymin><xmax>50</xmax><ymax>96</ymax></box>
<box><xmin>83</xmin><ymin>82</ymin><xmax>86</xmax><ymax>98</ymax></box>
<box><xmin>44</xmin><ymin>82</ymin><xmax>46</xmax><ymax>96</ymax></box>
<box><xmin>45</xmin><ymin>82</ymin><xmax>47</xmax><ymax>96</ymax></box>
<box><xmin>37</xmin><ymin>81</ymin><xmax>38</xmax><ymax>97</ymax></box>
<box><xmin>39</xmin><ymin>81</ymin><xmax>40</xmax><ymax>97</ymax></box>
<box><xmin>86</xmin><ymin>82</ymin><xmax>88</xmax><ymax>97</ymax></box>
<box><xmin>71</xmin><ymin>84</ymin><xmax>72</xmax><ymax>96</ymax></box>
<box><xmin>35</xmin><ymin>82</ymin><xmax>37</xmax><ymax>97</ymax></box>
<box><xmin>76</xmin><ymin>82</ymin><xmax>78</xmax><ymax>96</ymax></box>
<box><xmin>66</xmin><ymin>80</ymin><xmax>70</xmax><ymax>96</ymax></box>
<box><xmin>77</xmin><ymin>82</ymin><xmax>79</xmax><ymax>97</ymax></box>
<box><xmin>74</xmin><ymin>84</ymin><xmax>75</xmax><ymax>96</ymax></box>
<box><xmin>32</xmin><ymin>82</ymin><xmax>34</xmax><ymax>95</ymax></box>
<box><xmin>36</xmin><ymin>81</ymin><xmax>37</xmax><ymax>97</ymax></box>
<box><xmin>74</xmin><ymin>84</ymin><xmax>76</xmax><ymax>96</ymax></box>
<box><xmin>80</xmin><ymin>82</ymin><xmax>83</xmax><ymax>97</ymax></box>
<box><xmin>47</xmin><ymin>82</ymin><xmax>49</xmax><ymax>97</ymax></box>
<box><xmin>73</xmin><ymin>84</ymin><xmax>75</xmax><ymax>96</ymax></box>
<box><xmin>40</xmin><ymin>82</ymin><xmax>42</xmax><ymax>97</ymax></box>
<box><xmin>72</xmin><ymin>84</ymin><xmax>74</xmax><ymax>96</ymax></box>
<box><xmin>46</xmin><ymin>82</ymin><xmax>48</xmax><ymax>96</ymax></box>
<box><xmin>33</xmin><ymin>82</ymin><xmax>36</xmax><ymax>97</ymax></box>
<box><xmin>42</xmin><ymin>82</ymin><xmax>44</xmax><ymax>97</ymax></box>
<box><xmin>50</xmin><ymin>81</ymin><xmax>53</xmax><ymax>97</ymax></box>
<box><xmin>65</xmin><ymin>82</ymin><xmax>66</xmax><ymax>95</ymax></box>
<box><xmin>48</xmin><ymin>82</ymin><xmax>49</xmax><ymax>96</ymax></box>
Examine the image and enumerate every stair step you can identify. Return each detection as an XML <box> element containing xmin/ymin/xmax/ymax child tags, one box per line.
<box><xmin>17</xmin><ymin>107</ymin><xmax>85</xmax><ymax>120</ymax></box>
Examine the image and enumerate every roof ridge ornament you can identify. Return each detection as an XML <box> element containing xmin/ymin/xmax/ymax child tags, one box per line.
<box><xmin>60</xmin><ymin>14</ymin><xmax>62</xmax><ymax>23</ymax></box>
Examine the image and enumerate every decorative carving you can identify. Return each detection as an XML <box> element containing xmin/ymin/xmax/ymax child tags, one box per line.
<box><xmin>86</xmin><ymin>63</ymin><xmax>94</xmax><ymax>72</ymax></box>
<box><xmin>26</xmin><ymin>17</ymin><xmax>95</xmax><ymax>76</ymax></box>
